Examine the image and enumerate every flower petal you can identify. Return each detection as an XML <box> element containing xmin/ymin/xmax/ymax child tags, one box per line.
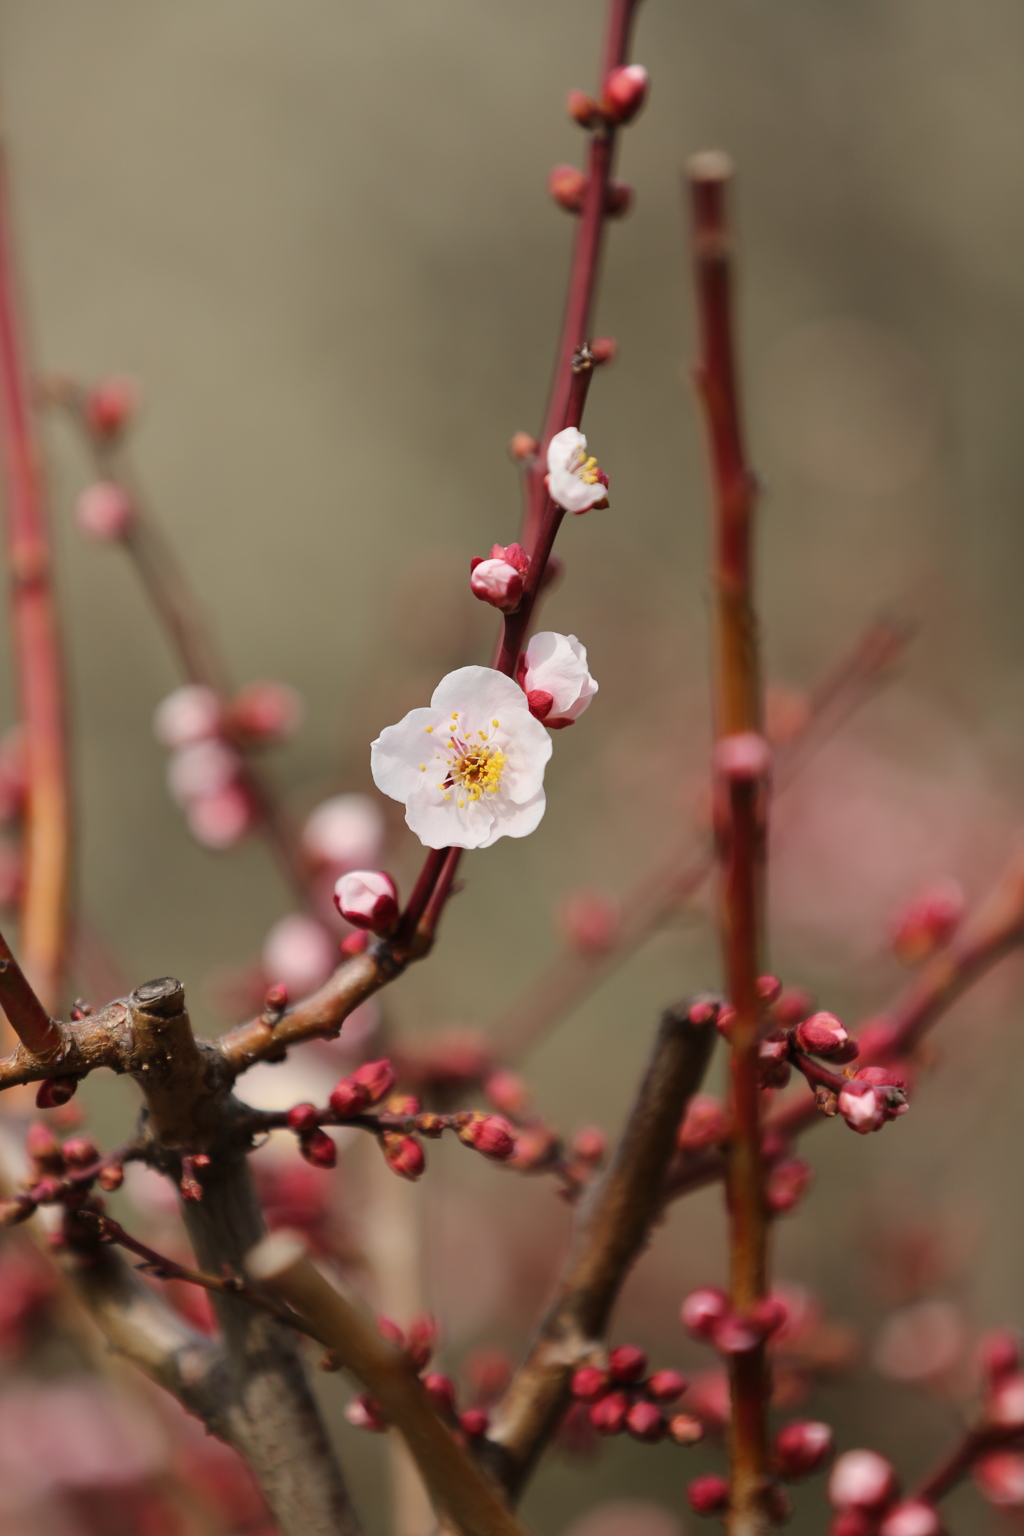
<box><xmin>430</xmin><ymin>665</ymin><xmax>531</xmax><ymax>722</ymax></box>
<box><xmin>477</xmin><ymin>787</ymin><xmax>547</xmax><ymax>849</ymax></box>
<box><xmin>371</xmin><ymin>708</ymin><xmax>439</xmax><ymax>802</ymax></box>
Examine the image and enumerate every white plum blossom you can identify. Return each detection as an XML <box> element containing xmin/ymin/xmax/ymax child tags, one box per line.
<box><xmin>518</xmin><ymin>632</ymin><xmax>598</xmax><ymax>728</ymax></box>
<box><xmin>546</xmin><ymin>426</ymin><xmax>609</xmax><ymax>514</ymax></box>
<box><xmin>371</xmin><ymin>666</ymin><xmax>552</xmax><ymax>850</ymax></box>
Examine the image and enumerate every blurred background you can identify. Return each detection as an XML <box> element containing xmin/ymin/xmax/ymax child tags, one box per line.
<box><xmin>1</xmin><ymin>0</ymin><xmax>1024</xmax><ymax>1532</ymax></box>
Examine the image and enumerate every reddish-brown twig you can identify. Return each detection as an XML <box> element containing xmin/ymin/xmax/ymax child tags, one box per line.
<box><xmin>0</xmin><ymin>148</ymin><xmax>71</xmax><ymax>1015</ymax></box>
<box><xmin>690</xmin><ymin>151</ymin><xmax>771</xmax><ymax>1535</ymax></box>
<box><xmin>0</xmin><ymin>919</ymin><xmax>62</xmax><ymax>1059</ymax></box>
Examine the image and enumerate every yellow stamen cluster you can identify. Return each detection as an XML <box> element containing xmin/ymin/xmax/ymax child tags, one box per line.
<box><xmin>425</xmin><ymin>716</ymin><xmax>507</xmax><ymax>804</ymax></box>
<box><xmin>577</xmin><ymin>452</ymin><xmax>603</xmax><ymax>486</ymax></box>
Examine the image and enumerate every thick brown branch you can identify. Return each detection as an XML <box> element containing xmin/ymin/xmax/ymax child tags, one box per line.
<box><xmin>249</xmin><ymin>1231</ymin><xmax>528</xmax><ymax>1536</ymax></box>
<box><xmin>483</xmin><ymin>1000</ymin><xmax>716</xmax><ymax>1497</ymax></box>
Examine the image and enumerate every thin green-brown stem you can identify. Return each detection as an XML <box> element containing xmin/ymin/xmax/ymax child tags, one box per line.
<box><xmin>690</xmin><ymin>151</ymin><xmax>770</xmax><ymax>1535</ymax></box>
<box><xmin>0</xmin><ymin>146</ymin><xmax>71</xmax><ymax>1014</ymax></box>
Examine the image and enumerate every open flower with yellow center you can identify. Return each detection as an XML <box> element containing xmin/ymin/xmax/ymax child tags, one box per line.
<box><xmin>546</xmin><ymin>426</ymin><xmax>610</xmax><ymax>514</ymax></box>
<box><xmin>370</xmin><ymin>666</ymin><xmax>552</xmax><ymax>849</ymax></box>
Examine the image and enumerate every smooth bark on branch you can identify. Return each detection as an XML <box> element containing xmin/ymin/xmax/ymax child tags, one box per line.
<box><xmin>0</xmin><ymin>145</ymin><xmax>71</xmax><ymax>1014</ymax></box>
<box><xmin>484</xmin><ymin>1000</ymin><xmax>717</xmax><ymax>1497</ymax></box>
<box><xmin>249</xmin><ymin>1231</ymin><xmax>528</xmax><ymax>1536</ymax></box>
<box><xmin>689</xmin><ymin>151</ymin><xmax>772</xmax><ymax>1536</ymax></box>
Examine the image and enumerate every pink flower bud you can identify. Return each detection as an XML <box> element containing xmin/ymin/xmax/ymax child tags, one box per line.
<box><xmin>608</xmin><ymin>1344</ymin><xmax>647</xmax><ymax>1383</ymax></box>
<box><xmin>750</xmin><ymin>1295</ymin><xmax>790</xmax><ymax>1339</ymax></box>
<box><xmin>590</xmin><ymin>337</ymin><xmax>618</xmax><ymax>366</ymax></box>
<box><xmin>263</xmin><ymin>914</ymin><xmax>336</xmax><ymax>997</ymax></box>
<box><xmin>299</xmin><ymin>1129</ymin><xmax>336</xmax><ymax>1169</ymax></box>
<box><xmin>509</xmin><ymin>432</ymin><xmax>539</xmax><ymax>461</ymax></box>
<box><xmin>470</xmin><ymin>557</ymin><xmax>524</xmax><ymax>613</ymax></box>
<box><xmin>226</xmin><ymin>681</ymin><xmax>303</xmax><ymax>743</ymax></box>
<box><xmin>828</xmin><ymin>1449</ymin><xmax>899</xmax><ymax>1512</ymax></box>
<box><xmin>407</xmin><ymin>1314</ymin><xmax>438</xmax><ymax>1368</ymax></box>
<box><xmin>549</xmin><ymin>164</ymin><xmax>587</xmax><ymax>213</ymax></box>
<box><xmin>879</xmin><ymin>1504</ymin><xmax>944</xmax><ymax>1536</ymax></box>
<box><xmin>153</xmin><ymin>685</ymin><xmax>223</xmax><ymax>749</ymax></box>
<box><xmin>329</xmin><ymin>1077</ymin><xmax>371</xmax><ymax>1116</ymax></box>
<box><xmin>567</xmin><ymin>89</ymin><xmax>600</xmax><ymax>127</ymax></box>
<box><xmin>484</xmin><ymin>1069</ymin><xmax>529</xmax><ymax>1117</ymax></box>
<box><xmin>647</xmin><ymin>1369</ymin><xmax>687</xmax><ymax>1403</ymax></box>
<box><xmin>687</xmin><ymin>1474</ymin><xmax>729</xmax><ymax>1515</ymax></box>
<box><xmin>625</xmin><ymin>1401</ymin><xmax>664</xmax><ymax>1442</ymax></box>
<box><xmin>84</xmin><ymin>376</ymin><xmax>137</xmax><ymax>437</ymax></box>
<box><xmin>974</xmin><ymin>1449</ymin><xmax>1024</xmax><ymax>1506</ymax></box>
<box><xmin>98</xmin><ymin>1163</ymin><xmax>124</xmax><ymax>1192</ymax></box>
<box><xmin>465</xmin><ymin>1115</ymin><xmax>516</xmax><ymax>1161</ymax></box>
<box><xmin>354</xmin><ymin>1059</ymin><xmax>397</xmax><ymax>1104</ymax></box>
<box><xmin>386</xmin><ymin>1094</ymin><xmax>421</xmax><ymax>1117</ymax></box>
<box><xmin>838</xmin><ymin>1085</ymin><xmax>886</xmax><ymax>1135</ymax></box>
<box><xmin>829</xmin><ymin>1515</ymin><xmax>876</xmax><ymax>1536</ymax></box>
<box><xmin>340</xmin><ymin>930</ymin><xmax>369</xmax><ymax>957</ymax></box>
<box><xmin>186</xmin><ymin>785</ymin><xmax>254</xmax><ymax>849</ymax></box>
<box><xmin>345</xmin><ymin>1394</ymin><xmax>387</xmax><ymax>1432</ymax></box>
<box><xmin>383</xmin><ymin>1134</ymin><xmax>425</xmax><ymax>1181</ymax></box>
<box><xmin>167</xmin><ymin>740</ymin><xmax>241</xmax><ymax>806</ymax></box>
<box><xmin>35</xmin><ymin>1077</ymin><xmax>78</xmax><ymax>1110</ymax></box>
<box><xmin>678</xmin><ymin>1095</ymin><xmax>730</xmax><ymax>1151</ymax></box>
<box><xmin>287</xmin><ymin>1103</ymin><xmax>320</xmax><ymax>1132</ymax></box>
<box><xmin>458</xmin><ymin>1408</ymin><xmax>489</xmax><ymax>1439</ymax></box>
<box><xmin>774</xmin><ymin>1420</ymin><xmax>834</xmax><ymax>1479</ymax></box>
<box><xmin>558</xmin><ymin>887</ymin><xmax>621</xmax><ymax>954</ymax></box>
<box><xmin>667</xmin><ymin>1412</ymin><xmax>704</xmax><ymax>1445</ymax></box>
<box><xmin>711</xmin><ymin>1312</ymin><xmax>763</xmax><ymax>1354</ymax></box>
<box><xmin>714</xmin><ymin>731</ymin><xmax>773</xmax><ymax>782</ymax></box>
<box><xmin>989</xmin><ymin>1372</ymin><xmax>1024</xmax><ymax>1429</ymax></box>
<box><xmin>302</xmin><ymin>794</ymin><xmax>384</xmax><ymax>872</ymax></box>
<box><xmin>422</xmin><ymin>1372</ymin><xmax>456</xmax><ymax>1416</ymax></box>
<box><xmin>891</xmin><ymin>878</ymin><xmax>965</xmax><ymax>964</ymax></box>
<box><xmin>766</xmin><ymin>1158</ymin><xmax>813</xmax><ymax>1215</ymax></box>
<box><xmin>716</xmin><ymin>1003</ymin><xmax>737</xmax><ymax>1039</ymax></box>
<box><xmin>979</xmin><ymin>1329</ymin><xmax>1021</xmax><ymax>1386</ymax></box>
<box><xmin>605</xmin><ymin>180</ymin><xmax>634</xmax><ymax>217</ymax></box>
<box><xmin>376</xmin><ymin>1315</ymin><xmax>405</xmax><ymax>1348</ymax></box>
<box><xmin>61</xmin><ymin>1137</ymin><xmax>98</xmax><ymax>1168</ymax></box>
<box><xmin>682</xmin><ymin>1286</ymin><xmax>729</xmax><ymax>1340</ymax></box>
<box><xmin>795</xmin><ymin>1012</ymin><xmax>851</xmax><ymax>1057</ymax></box>
<box><xmin>75</xmin><ymin>481</ymin><xmax>134</xmax><ymax>541</ymax></box>
<box><xmin>26</xmin><ymin>1122</ymin><xmax>63</xmax><ymax>1168</ymax></box>
<box><xmin>571</xmin><ymin>1366</ymin><xmax>609</xmax><ymax>1402</ymax></box>
<box><xmin>589</xmin><ymin>1391</ymin><xmax>628</xmax><ymax>1434</ymax></box>
<box><xmin>334</xmin><ymin>870</ymin><xmax>400</xmax><ymax>935</ymax></box>
<box><xmin>570</xmin><ymin>1126</ymin><xmax>606</xmax><ymax>1165</ymax></box>
<box><xmin>602</xmin><ymin>64</ymin><xmax>649</xmax><ymax>123</ymax></box>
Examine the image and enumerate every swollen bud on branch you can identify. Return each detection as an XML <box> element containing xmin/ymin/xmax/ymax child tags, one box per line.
<box><xmin>35</xmin><ymin>1077</ymin><xmax>78</xmax><ymax>1110</ymax></box>
<box><xmin>589</xmin><ymin>1392</ymin><xmax>628</xmax><ymax>1434</ymax></box>
<box><xmin>647</xmin><ymin>1369</ymin><xmax>687</xmax><ymax>1402</ymax></box>
<box><xmin>226</xmin><ymin>681</ymin><xmax>303</xmax><ymax>743</ymax></box>
<box><xmin>351</xmin><ymin>1059</ymin><xmax>397</xmax><ymax>1104</ymax></box>
<box><xmin>571</xmin><ymin>1366</ymin><xmax>609</xmax><ymax>1402</ymax></box>
<box><xmin>567</xmin><ymin>89</ymin><xmax>601</xmax><ymax>127</ymax></box>
<box><xmin>345</xmin><ymin>1394</ymin><xmax>387</xmax><ymax>1432</ymax></box>
<box><xmin>469</xmin><ymin>558</ymin><xmax>523</xmax><ymax>614</ymax></box>
<box><xmin>601</xmin><ymin>64</ymin><xmax>649</xmax><ymax>123</ymax></box>
<box><xmin>84</xmin><ymin>376</ymin><xmax>137</xmax><ymax>438</ymax></box>
<box><xmin>299</xmin><ymin>1129</ymin><xmax>337</xmax><ymax>1169</ymax></box>
<box><xmin>795</xmin><ymin>1011</ymin><xmax>853</xmax><ymax>1059</ymax></box>
<box><xmin>774</xmin><ymin>1420</ymin><xmax>834</xmax><ymax>1479</ymax></box>
<box><xmin>828</xmin><ymin>1449</ymin><xmax>899</xmax><ymax>1513</ymax></box>
<box><xmin>687</xmin><ymin>1475</ymin><xmax>729</xmax><ymax>1515</ymax></box>
<box><xmin>549</xmin><ymin>164</ymin><xmax>587</xmax><ymax>213</ymax></box>
<box><xmin>625</xmin><ymin>1401</ymin><xmax>664</xmax><ymax>1442</ymax></box>
<box><xmin>681</xmin><ymin>1287</ymin><xmax>729</xmax><ymax>1340</ymax></box>
<box><xmin>878</xmin><ymin>1504</ymin><xmax>944</xmax><ymax>1536</ymax></box>
<box><xmin>75</xmin><ymin>481</ymin><xmax>134</xmax><ymax>541</ymax></box>
<box><xmin>334</xmin><ymin>870</ymin><xmax>400</xmax><ymax>934</ymax></box>
<box><xmin>383</xmin><ymin>1133</ymin><xmax>425</xmax><ymax>1181</ymax></box>
<box><xmin>608</xmin><ymin>1344</ymin><xmax>647</xmax><ymax>1383</ymax></box>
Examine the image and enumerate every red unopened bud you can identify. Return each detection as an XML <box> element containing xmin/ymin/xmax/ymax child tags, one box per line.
<box><xmin>26</xmin><ymin>1122</ymin><xmax>63</xmax><ymax>1169</ymax></box>
<box><xmin>226</xmin><ymin>680</ymin><xmax>303</xmax><ymax>743</ymax></box>
<box><xmin>329</xmin><ymin>1077</ymin><xmax>371</xmax><ymax>1116</ymax></box>
<box><xmin>61</xmin><ymin>1137</ymin><xmax>98</xmax><ymax>1168</ymax></box>
<box><xmin>84</xmin><ymin>376</ymin><xmax>137</xmax><ymax>438</ymax></box>
<box><xmin>681</xmin><ymin>1286</ymin><xmax>729</xmax><ymax>1340</ymax></box>
<box><xmin>712</xmin><ymin>1312</ymin><xmax>763</xmax><ymax>1354</ymax></box>
<box><xmin>828</xmin><ymin>1449</ymin><xmax>899</xmax><ymax>1512</ymax></box>
<box><xmin>75</xmin><ymin>481</ymin><xmax>134</xmax><ymax>541</ymax></box>
<box><xmin>558</xmin><ymin>887</ymin><xmax>621</xmax><ymax>954</ymax></box>
<box><xmin>879</xmin><ymin>1503</ymin><xmax>944</xmax><ymax>1536</ymax></box>
<box><xmin>264</xmin><ymin>982</ymin><xmax>288</xmax><ymax>1013</ymax></box>
<box><xmin>716</xmin><ymin>1003</ymin><xmax>737</xmax><ymax>1039</ymax></box>
<box><xmin>567</xmin><ymin>88</ymin><xmax>601</xmax><ymax>127</ymax></box>
<box><xmin>466</xmin><ymin>1115</ymin><xmax>516</xmax><ymax>1161</ymax></box>
<box><xmin>422</xmin><ymin>1372</ymin><xmax>457</xmax><ymax>1416</ymax></box>
<box><xmin>668</xmin><ymin>1412</ymin><xmax>704</xmax><ymax>1445</ymax></box>
<box><xmin>589</xmin><ymin>1391</ymin><xmax>628</xmax><ymax>1434</ymax></box>
<box><xmin>407</xmin><ymin>1314</ymin><xmax>438</xmax><ymax>1369</ymax></box>
<box><xmin>287</xmin><ymin>1103</ymin><xmax>320</xmax><ymax>1132</ymax></box>
<box><xmin>766</xmin><ymin>1158</ymin><xmax>813</xmax><ymax>1215</ymax></box>
<box><xmin>340</xmin><ymin>929</ymin><xmax>369</xmax><ymax>956</ymax></box>
<box><xmin>647</xmin><ymin>1369</ymin><xmax>688</xmax><ymax>1403</ymax></box>
<box><xmin>459</xmin><ymin>1408</ymin><xmax>489</xmax><ymax>1439</ymax></box>
<box><xmin>299</xmin><ymin>1129</ymin><xmax>337</xmax><ymax>1169</ymax></box>
<box><xmin>891</xmin><ymin>877</ymin><xmax>965</xmax><ymax>964</ymax></box>
<box><xmin>491</xmin><ymin>541</ymin><xmax>530</xmax><ymax>573</ymax></box>
<box><xmin>774</xmin><ymin>986</ymin><xmax>816</xmax><ymax>1025</ymax></box>
<box><xmin>608</xmin><ymin>1344</ymin><xmax>647</xmax><ymax>1383</ymax></box>
<box><xmin>549</xmin><ymin>164</ymin><xmax>587</xmax><ymax>213</ymax></box>
<box><xmin>688</xmin><ymin>1474</ymin><xmax>729</xmax><ymax>1515</ymax></box>
<box><xmin>35</xmin><ymin>1077</ymin><xmax>78</xmax><ymax>1110</ymax></box>
<box><xmin>605</xmin><ymin>180</ymin><xmax>634</xmax><ymax>217</ymax></box>
<box><xmin>795</xmin><ymin>1012</ymin><xmax>851</xmax><ymax>1058</ymax></box>
<box><xmin>590</xmin><ymin>336</ymin><xmax>618</xmax><ymax>366</ymax></box>
<box><xmin>345</xmin><ymin>1394</ymin><xmax>387</xmax><ymax>1432</ymax></box>
<box><xmin>715</xmin><ymin>731</ymin><xmax>772</xmax><ymax>782</ymax></box>
<box><xmin>376</xmin><ymin>1315</ymin><xmax>405</xmax><ymax>1348</ymax></box>
<box><xmin>989</xmin><ymin>1372</ymin><xmax>1024</xmax><ymax>1429</ymax></box>
<box><xmin>774</xmin><ymin>1420</ymin><xmax>834</xmax><ymax>1479</ymax></box>
<box><xmin>979</xmin><ymin>1329</ymin><xmax>1021</xmax><ymax>1387</ymax></box>
<box><xmin>484</xmin><ymin>1069</ymin><xmax>529</xmax><ymax>1117</ymax></box>
<box><xmin>602</xmin><ymin>64</ymin><xmax>649</xmax><ymax>123</ymax></box>
<box><xmin>571</xmin><ymin>1366</ymin><xmax>609</xmax><ymax>1402</ymax></box>
<box><xmin>98</xmin><ymin>1163</ymin><xmax>124</xmax><ymax>1192</ymax></box>
<box><xmin>570</xmin><ymin>1126</ymin><xmax>606</xmax><ymax>1166</ymax></box>
<box><xmin>838</xmin><ymin>1084</ymin><xmax>885</xmax><ymax>1135</ymax></box>
<box><xmin>974</xmin><ymin>1448</ymin><xmax>1024</xmax><ymax>1506</ymax></box>
<box><xmin>352</xmin><ymin>1059</ymin><xmax>397</xmax><ymax>1104</ymax></box>
<box><xmin>750</xmin><ymin>1295</ymin><xmax>790</xmax><ymax>1339</ymax></box>
<box><xmin>509</xmin><ymin>431</ymin><xmax>539</xmax><ymax>461</ymax></box>
<box><xmin>626</xmin><ymin>1401</ymin><xmax>664</xmax><ymax>1442</ymax></box>
<box><xmin>470</xmin><ymin>557</ymin><xmax>524</xmax><ymax>613</ymax></box>
<box><xmin>678</xmin><ymin>1095</ymin><xmax>730</xmax><ymax>1151</ymax></box>
<box><xmin>334</xmin><ymin>871</ymin><xmax>400</xmax><ymax>935</ymax></box>
<box><xmin>383</xmin><ymin>1133</ymin><xmax>425</xmax><ymax>1181</ymax></box>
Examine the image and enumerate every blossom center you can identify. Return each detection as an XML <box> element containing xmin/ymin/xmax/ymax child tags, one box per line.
<box><xmin>568</xmin><ymin>442</ymin><xmax>608</xmax><ymax>488</ymax></box>
<box><xmin>431</xmin><ymin>714</ymin><xmax>507</xmax><ymax>805</ymax></box>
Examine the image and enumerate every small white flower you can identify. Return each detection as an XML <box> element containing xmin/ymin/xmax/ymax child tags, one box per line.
<box><xmin>371</xmin><ymin>666</ymin><xmax>552</xmax><ymax>850</ymax></box>
<box><xmin>518</xmin><ymin>632</ymin><xmax>598</xmax><ymax>728</ymax></box>
<box><xmin>546</xmin><ymin>426</ymin><xmax>609</xmax><ymax>514</ymax></box>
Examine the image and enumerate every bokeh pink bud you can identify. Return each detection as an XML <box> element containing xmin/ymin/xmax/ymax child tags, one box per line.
<box><xmin>353</xmin><ymin>1059</ymin><xmax>397</xmax><ymax>1104</ymax></box>
<box><xmin>84</xmin><ymin>376</ymin><xmax>137</xmax><ymax>437</ymax></box>
<box><xmin>774</xmin><ymin>1419</ymin><xmax>834</xmax><ymax>1479</ymax></box>
<box><xmin>602</xmin><ymin>64</ymin><xmax>649</xmax><ymax>123</ymax></box>
<box><xmin>681</xmin><ymin>1286</ymin><xmax>729</xmax><ymax>1340</ymax></box>
<box><xmin>625</xmin><ymin>1401</ymin><xmax>664</xmax><ymax>1442</ymax></box>
<box><xmin>989</xmin><ymin>1372</ymin><xmax>1024</xmax><ymax>1429</ymax></box>
<box><xmin>302</xmin><ymin>794</ymin><xmax>384</xmax><ymax>872</ymax></box>
<box><xmin>687</xmin><ymin>1474</ymin><xmax>729</xmax><ymax>1515</ymax></box>
<box><xmin>549</xmin><ymin>164</ymin><xmax>587</xmax><ymax>212</ymax></box>
<box><xmin>828</xmin><ymin>1449</ymin><xmax>899</xmax><ymax>1512</ymax></box>
<box><xmin>422</xmin><ymin>1372</ymin><xmax>456</xmax><ymax>1416</ymax></box>
<box><xmin>891</xmin><ymin>877</ymin><xmax>965</xmax><ymax>964</ymax></box>
<box><xmin>226</xmin><ymin>681</ymin><xmax>303</xmax><ymax>743</ymax></box>
<box><xmin>558</xmin><ymin>887</ymin><xmax>620</xmax><ymax>953</ymax></box>
<box><xmin>153</xmin><ymin>685</ymin><xmax>223</xmax><ymax>750</ymax></box>
<box><xmin>345</xmin><ymin>1394</ymin><xmax>386</xmax><ymax>1432</ymax></box>
<box><xmin>186</xmin><ymin>784</ymin><xmax>254</xmax><ymax>849</ymax></box>
<box><xmin>571</xmin><ymin>1366</ymin><xmax>609</xmax><ymax>1402</ymax></box>
<box><xmin>334</xmin><ymin>870</ymin><xmax>400</xmax><ymax>934</ymax></box>
<box><xmin>75</xmin><ymin>481</ymin><xmax>134</xmax><ymax>541</ymax></box>
<box><xmin>263</xmin><ymin>914</ymin><xmax>336</xmax><ymax>998</ymax></box>
<box><xmin>608</xmin><ymin>1344</ymin><xmax>647</xmax><ymax>1383</ymax></box>
<box><xmin>589</xmin><ymin>1391</ymin><xmax>628</xmax><ymax>1434</ymax></box>
<box><xmin>459</xmin><ymin>1408</ymin><xmax>488</xmax><ymax>1438</ymax></box>
<box><xmin>974</xmin><ymin>1448</ymin><xmax>1024</xmax><ymax>1506</ymax></box>
<box><xmin>647</xmin><ymin>1369</ymin><xmax>687</xmax><ymax>1403</ymax></box>
<box><xmin>766</xmin><ymin>1158</ymin><xmax>813</xmax><ymax>1215</ymax></box>
<box><xmin>878</xmin><ymin>1503</ymin><xmax>944</xmax><ymax>1536</ymax></box>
